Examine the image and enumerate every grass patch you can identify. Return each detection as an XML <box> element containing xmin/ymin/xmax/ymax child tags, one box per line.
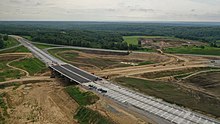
<box><xmin>137</xmin><ymin>48</ymin><xmax>156</xmax><ymax>52</ymax></box>
<box><xmin>123</xmin><ymin>36</ymin><xmax>175</xmax><ymax>45</ymax></box>
<box><xmin>2</xmin><ymin>37</ymin><xmax>20</xmax><ymax>49</ymax></box>
<box><xmin>140</xmin><ymin>67</ymin><xmax>216</xmax><ymax>79</ymax></box>
<box><xmin>174</xmin><ymin>73</ymin><xmax>192</xmax><ymax>79</ymax></box>
<box><xmin>75</xmin><ymin>106</ymin><xmax>114</xmax><ymax>124</ymax></box>
<box><xmin>138</xmin><ymin>61</ymin><xmax>155</xmax><ymax>66</ymax></box>
<box><xmin>164</xmin><ymin>46</ymin><xmax>220</xmax><ymax>56</ymax></box>
<box><xmin>57</xmin><ymin>52</ymin><xmax>79</xmax><ymax>60</ymax></box>
<box><xmin>22</xmin><ymin>36</ymin><xmax>32</xmax><ymax>40</ymax></box>
<box><xmin>48</xmin><ymin>48</ymin><xmax>70</xmax><ymax>62</ymax></box>
<box><xmin>185</xmin><ymin>71</ymin><xmax>220</xmax><ymax>96</ymax></box>
<box><xmin>114</xmin><ymin>77</ymin><xmax>220</xmax><ymax>118</ymax></box>
<box><xmin>0</xmin><ymin>46</ymin><xmax>30</xmax><ymax>54</ymax></box>
<box><xmin>0</xmin><ymin>93</ymin><xmax>8</xmax><ymax>123</ymax></box>
<box><xmin>0</xmin><ymin>82</ymin><xmax>21</xmax><ymax>90</ymax></box>
<box><xmin>65</xmin><ymin>86</ymin><xmax>99</xmax><ymax>106</ymax></box>
<box><xmin>0</xmin><ymin>59</ymin><xmax>22</xmax><ymax>82</ymax></box>
<box><xmin>10</xmin><ymin>58</ymin><xmax>46</xmax><ymax>76</ymax></box>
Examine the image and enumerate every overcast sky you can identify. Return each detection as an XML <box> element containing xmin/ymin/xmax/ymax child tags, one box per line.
<box><xmin>0</xmin><ymin>0</ymin><xmax>220</xmax><ymax>22</ymax></box>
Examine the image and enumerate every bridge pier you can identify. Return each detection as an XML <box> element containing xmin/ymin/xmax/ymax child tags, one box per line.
<box><xmin>50</xmin><ymin>68</ymin><xmax>61</xmax><ymax>78</ymax></box>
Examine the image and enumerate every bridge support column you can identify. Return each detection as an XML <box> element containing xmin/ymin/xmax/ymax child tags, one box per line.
<box><xmin>50</xmin><ymin>68</ymin><xmax>61</xmax><ymax>78</ymax></box>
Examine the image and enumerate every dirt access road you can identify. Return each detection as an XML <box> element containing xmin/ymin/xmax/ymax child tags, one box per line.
<box><xmin>95</xmin><ymin>53</ymin><xmax>211</xmax><ymax>78</ymax></box>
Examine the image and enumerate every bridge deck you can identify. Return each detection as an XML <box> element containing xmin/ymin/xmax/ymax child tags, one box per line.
<box><xmin>61</xmin><ymin>64</ymin><xmax>97</xmax><ymax>81</ymax></box>
<box><xmin>51</xmin><ymin>65</ymin><xmax>91</xmax><ymax>83</ymax></box>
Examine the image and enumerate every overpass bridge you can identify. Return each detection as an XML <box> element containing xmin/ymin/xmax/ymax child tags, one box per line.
<box><xmin>11</xmin><ymin>35</ymin><xmax>99</xmax><ymax>84</ymax></box>
<box><xmin>50</xmin><ymin>64</ymin><xmax>99</xmax><ymax>83</ymax></box>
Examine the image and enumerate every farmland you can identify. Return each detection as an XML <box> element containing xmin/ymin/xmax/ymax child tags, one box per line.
<box><xmin>123</xmin><ymin>36</ymin><xmax>172</xmax><ymax>45</ymax></box>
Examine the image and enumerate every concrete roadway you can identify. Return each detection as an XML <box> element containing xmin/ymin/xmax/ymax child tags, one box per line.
<box><xmin>11</xmin><ymin>36</ymin><xmax>220</xmax><ymax>124</ymax></box>
<box><xmin>84</xmin><ymin>81</ymin><xmax>220</xmax><ymax>124</ymax></box>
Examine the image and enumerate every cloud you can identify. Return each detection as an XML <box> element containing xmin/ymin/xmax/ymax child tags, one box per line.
<box><xmin>35</xmin><ymin>2</ymin><xmax>42</xmax><ymax>6</ymax></box>
<box><xmin>129</xmin><ymin>9</ymin><xmax>155</xmax><ymax>13</ymax></box>
<box><xmin>191</xmin><ymin>9</ymin><xmax>196</xmax><ymax>12</ymax></box>
<box><xmin>0</xmin><ymin>0</ymin><xmax>220</xmax><ymax>21</ymax></box>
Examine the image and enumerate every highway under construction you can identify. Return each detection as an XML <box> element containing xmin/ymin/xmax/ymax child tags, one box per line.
<box><xmin>12</xmin><ymin>35</ymin><xmax>220</xmax><ymax>124</ymax></box>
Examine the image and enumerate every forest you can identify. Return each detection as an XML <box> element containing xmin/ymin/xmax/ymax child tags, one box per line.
<box><xmin>0</xmin><ymin>34</ymin><xmax>9</xmax><ymax>49</ymax></box>
<box><xmin>0</xmin><ymin>21</ymin><xmax>220</xmax><ymax>50</ymax></box>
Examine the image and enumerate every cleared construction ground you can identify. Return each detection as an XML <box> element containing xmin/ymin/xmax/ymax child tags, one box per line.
<box><xmin>1</xmin><ymin>36</ymin><xmax>220</xmax><ymax>123</ymax></box>
<box><xmin>46</xmin><ymin>47</ymin><xmax>220</xmax><ymax>121</ymax></box>
<box><xmin>0</xmin><ymin>45</ymin><xmax>153</xmax><ymax>124</ymax></box>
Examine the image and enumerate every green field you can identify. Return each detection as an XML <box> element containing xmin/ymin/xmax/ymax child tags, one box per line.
<box><xmin>123</xmin><ymin>36</ymin><xmax>174</xmax><ymax>45</ymax></box>
<box><xmin>164</xmin><ymin>46</ymin><xmax>220</xmax><ymax>56</ymax></box>
<box><xmin>75</xmin><ymin>106</ymin><xmax>114</xmax><ymax>124</ymax></box>
<box><xmin>138</xmin><ymin>61</ymin><xmax>155</xmax><ymax>66</ymax></box>
<box><xmin>0</xmin><ymin>65</ymin><xmax>21</xmax><ymax>82</ymax></box>
<box><xmin>65</xmin><ymin>86</ymin><xmax>99</xmax><ymax>106</ymax></box>
<box><xmin>48</xmin><ymin>48</ymin><xmax>74</xmax><ymax>63</ymax></box>
<box><xmin>3</xmin><ymin>37</ymin><xmax>20</xmax><ymax>49</ymax></box>
<box><xmin>0</xmin><ymin>93</ymin><xmax>8</xmax><ymax>123</ymax></box>
<box><xmin>65</xmin><ymin>86</ymin><xmax>114</xmax><ymax>124</ymax></box>
<box><xmin>22</xmin><ymin>36</ymin><xmax>32</xmax><ymax>40</ymax></box>
<box><xmin>0</xmin><ymin>57</ymin><xmax>23</xmax><ymax>82</ymax></box>
<box><xmin>10</xmin><ymin>58</ymin><xmax>46</xmax><ymax>76</ymax></box>
<box><xmin>0</xmin><ymin>46</ymin><xmax>30</xmax><ymax>54</ymax></box>
<box><xmin>57</xmin><ymin>51</ymin><xmax>79</xmax><ymax>60</ymax></box>
<box><xmin>114</xmin><ymin>77</ymin><xmax>220</xmax><ymax>117</ymax></box>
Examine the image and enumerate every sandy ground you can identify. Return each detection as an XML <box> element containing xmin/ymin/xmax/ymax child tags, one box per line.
<box><xmin>0</xmin><ymin>51</ymin><xmax>158</xmax><ymax>124</ymax></box>
<box><xmin>58</xmin><ymin>50</ymin><xmax>172</xmax><ymax>72</ymax></box>
<box><xmin>95</xmin><ymin>53</ymin><xmax>213</xmax><ymax>78</ymax></box>
<box><xmin>1</xmin><ymin>80</ymin><xmax>78</xmax><ymax>124</ymax></box>
<box><xmin>0</xmin><ymin>77</ymin><xmax>156</xmax><ymax>124</ymax></box>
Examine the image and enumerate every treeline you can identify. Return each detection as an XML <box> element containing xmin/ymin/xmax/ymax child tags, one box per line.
<box><xmin>0</xmin><ymin>34</ymin><xmax>8</xmax><ymax>49</ymax></box>
<box><xmin>0</xmin><ymin>23</ymin><xmax>139</xmax><ymax>50</ymax></box>
<box><xmin>31</xmin><ymin>30</ymin><xmax>135</xmax><ymax>50</ymax></box>
<box><xmin>0</xmin><ymin>35</ymin><xmax>3</xmax><ymax>49</ymax></box>
<box><xmin>0</xmin><ymin>21</ymin><xmax>220</xmax><ymax>50</ymax></box>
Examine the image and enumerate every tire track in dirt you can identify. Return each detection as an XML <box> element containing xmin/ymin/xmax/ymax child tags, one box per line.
<box><xmin>2</xmin><ymin>53</ymin><xmax>32</xmax><ymax>77</ymax></box>
<box><xmin>0</xmin><ymin>53</ymin><xmax>32</xmax><ymax>78</ymax></box>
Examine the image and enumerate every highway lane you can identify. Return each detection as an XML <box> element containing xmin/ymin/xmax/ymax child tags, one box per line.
<box><xmin>11</xmin><ymin>35</ymin><xmax>98</xmax><ymax>83</ymax></box>
<box><xmin>50</xmin><ymin>65</ymin><xmax>90</xmax><ymax>83</ymax></box>
<box><xmin>10</xmin><ymin>35</ymin><xmax>65</xmax><ymax>65</ymax></box>
<box><xmin>61</xmin><ymin>64</ymin><xmax>98</xmax><ymax>81</ymax></box>
<box><xmin>12</xmin><ymin>36</ymin><xmax>220</xmax><ymax>124</ymax></box>
<box><xmin>85</xmin><ymin>81</ymin><xmax>220</xmax><ymax>124</ymax></box>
